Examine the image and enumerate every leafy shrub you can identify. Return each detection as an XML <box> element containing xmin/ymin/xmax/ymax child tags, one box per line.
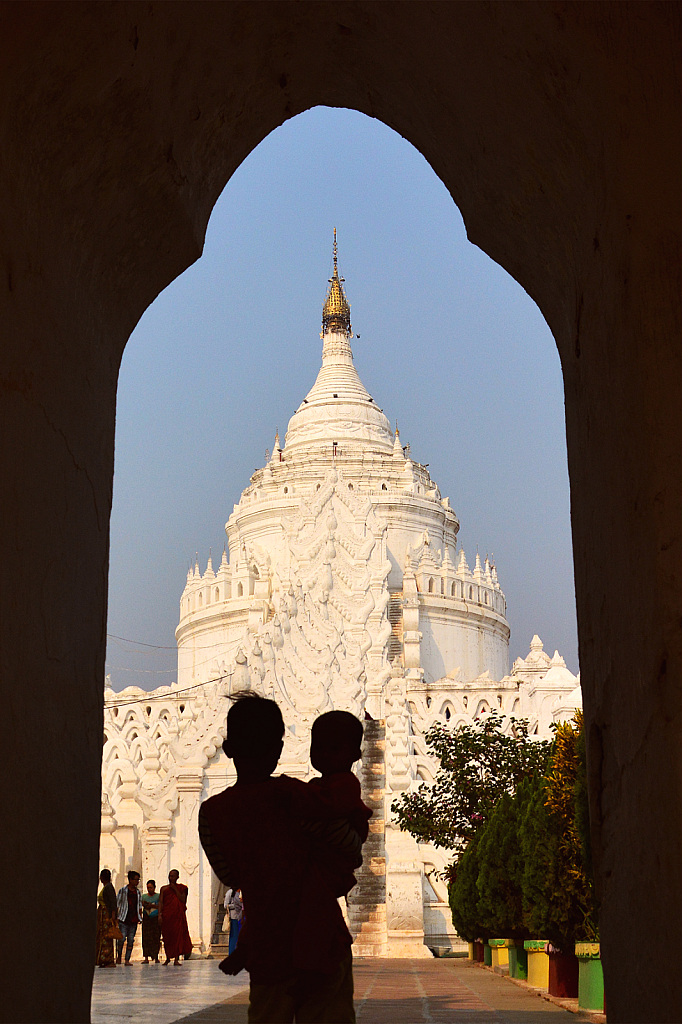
<box><xmin>448</xmin><ymin>830</ymin><xmax>484</xmax><ymax>942</ymax></box>
<box><xmin>393</xmin><ymin>712</ymin><xmax>552</xmax><ymax>852</ymax></box>
<box><xmin>574</xmin><ymin>711</ymin><xmax>593</xmax><ymax>880</ymax></box>
<box><xmin>400</xmin><ymin>707</ymin><xmax>598</xmax><ymax>947</ymax></box>
<box><xmin>519</xmin><ymin>714</ymin><xmax>597</xmax><ymax>948</ymax></box>
<box><xmin>476</xmin><ymin>783</ymin><xmax>537</xmax><ymax>939</ymax></box>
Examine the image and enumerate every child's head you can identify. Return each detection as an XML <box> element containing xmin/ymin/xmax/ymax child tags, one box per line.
<box><xmin>223</xmin><ymin>692</ymin><xmax>285</xmax><ymax>779</ymax></box>
<box><xmin>310</xmin><ymin>710</ymin><xmax>363</xmax><ymax>775</ymax></box>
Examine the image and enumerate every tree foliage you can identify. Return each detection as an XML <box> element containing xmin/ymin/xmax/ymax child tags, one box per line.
<box><xmin>392</xmin><ymin>712</ymin><xmax>552</xmax><ymax>851</ymax></box>
<box><xmin>448</xmin><ymin>830</ymin><xmax>483</xmax><ymax>942</ymax></box>
<box><xmin>395</xmin><ymin>706</ymin><xmax>598</xmax><ymax>946</ymax></box>
<box><xmin>521</xmin><ymin>712</ymin><xmax>598</xmax><ymax>948</ymax></box>
<box><xmin>573</xmin><ymin>712</ymin><xmax>593</xmax><ymax>881</ymax></box>
<box><xmin>476</xmin><ymin>782</ymin><xmax>535</xmax><ymax>939</ymax></box>
<box><xmin>447</xmin><ymin>712</ymin><xmax>599</xmax><ymax>948</ymax></box>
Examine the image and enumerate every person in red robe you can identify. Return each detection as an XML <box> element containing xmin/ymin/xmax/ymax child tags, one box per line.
<box><xmin>158</xmin><ymin>870</ymin><xmax>193</xmax><ymax>965</ymax></box>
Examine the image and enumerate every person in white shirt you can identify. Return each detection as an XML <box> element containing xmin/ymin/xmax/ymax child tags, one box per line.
<box><xmin>223</xmin><ymin>887</ymin><xmax>243</xmax><ymax>955</ymax></box>
<box><xmin>116</xmin><ymin>871</ymin><xmax>143</xmax><ymax>965</ymax></box>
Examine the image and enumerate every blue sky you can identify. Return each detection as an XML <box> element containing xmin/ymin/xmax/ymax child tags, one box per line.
<box><xmin>106</xmin><ymin>107</ymin><xmax>577</xmax><ymax>691</ymax></box>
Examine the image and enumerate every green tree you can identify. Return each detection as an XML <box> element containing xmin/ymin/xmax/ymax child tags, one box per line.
<box><xmin>520</xmin><ymin>714</ymin><xmax>598</xmax><ymax>948</ymax></box>
<box><xmin>573</xmin><ymin>712</ymin><xmax>593</xmax><ymax>882</ymax></box>
<box><xmin>448</xmin><ymin>830</ymin><xmax>484</xmax><ymax>942</ymax></box>
<box><xmin>393</xmin><ymin>712</ymin><xmax>552</xmax><ymax>852</ymax></box>
<box><xmin>475</xmin><ymin>781</ymin><xmax>538</xmax><ymax>938</ymax></box>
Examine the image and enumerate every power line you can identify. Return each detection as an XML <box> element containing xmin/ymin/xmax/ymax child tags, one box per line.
<box><xmin>107</xmin><ymin>633</ymin><xmax>175</xmax><ymax>650</ymax></box>
<box><xmin>105</xmin><ymin>664</ymin><xmax>177</xmax><ymax>674</ymax></box>
<box><xmin>104</xmin><ymin>675</ymin><xmax>228</xmax><ymax>709</ymax></box>
<box><xmin>107</xmin><ymin>632</ymin><xmax>236</xmax><ymax>654</ymax></box>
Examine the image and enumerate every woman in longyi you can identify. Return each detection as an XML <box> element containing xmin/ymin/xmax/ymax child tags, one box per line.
<box><xmin>96</xmin><ymin>868</ymin><xmax>119</xmax><ymax>968</ymax></box>
<box><xmin>141</xmin><ymin>879</ymin><xmax>162</xmax><ymax>964</ymax></box>
<box><xmin>159</xmin><ymin>869</ymin><xmax>193</xmax><ymax>965</ymax></box>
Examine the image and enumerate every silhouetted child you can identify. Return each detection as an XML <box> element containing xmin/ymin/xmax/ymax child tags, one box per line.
<box><xmin>305</xmin><ymin>710</ymin><xmax>372</xmax><ymax>896</ymax></box>
<box><xmin>198</xmin><ymin>693</ymin><xmax>359</xmax><ymax>1023</ymax></box>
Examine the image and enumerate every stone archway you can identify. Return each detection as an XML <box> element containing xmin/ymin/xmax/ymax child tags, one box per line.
<box><xmin>1</xmin><ymin>3</ymin><xmax>681</xmax><ymax>1020</ymax></box>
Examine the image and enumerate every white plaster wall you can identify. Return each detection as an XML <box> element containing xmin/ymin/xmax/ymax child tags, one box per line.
<box><xmin>420</xmin><ymin>609</ymin><xmax>509</xmax><ymax>683</ymax></box>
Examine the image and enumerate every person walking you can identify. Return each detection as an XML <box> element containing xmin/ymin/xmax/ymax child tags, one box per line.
<box><xmin>116</xmin><ymin>871</ymin><xmax>143</xmax><ymax>965</ymax></box>
<box><xmin>159</xmin><ymin>870</ymin><xmax>192</xmax><ymax>966</ymax></box>
<box><xmin>141</xmin><ymin>879</ymin><xmax>162</xmax><ymax>964</ymax></box>
<box><xmin>224</xmin><ymin>887</ymin><xmax>243</xmax><ymax>956</ymax></box>
<box><xmin>96</xmin><ymin>869</ymin><xmax>119</xmax><ymax>968</ymax></box>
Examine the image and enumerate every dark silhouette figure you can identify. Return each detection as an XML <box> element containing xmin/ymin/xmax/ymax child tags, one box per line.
<box><xmin>306</xmin><ymin>711</ymin><xmax>372</xmax><ymax>897</ymax></box>
<box><xmin>199</xmin><ymin>694</ymin><xmax>364</xmax><ymax>1023</ymax></box>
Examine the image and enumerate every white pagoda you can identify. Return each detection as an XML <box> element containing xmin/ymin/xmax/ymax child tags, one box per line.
<box><xmin>101</xmin><ymin>235</ymin><xmax>580</xmax><ymax>956</ymax></box>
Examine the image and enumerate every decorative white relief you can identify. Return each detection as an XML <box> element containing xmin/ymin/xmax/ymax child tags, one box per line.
<box><xmin>208</xmin><ymin>465</ymin><xmax>393</xmax><ymax>768</ymax></box>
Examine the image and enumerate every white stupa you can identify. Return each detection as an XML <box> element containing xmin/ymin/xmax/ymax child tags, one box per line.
<box><xmin>101</xmin><ymin>234</ymin><xmax>580</xmax><ymax>956</ymax></box>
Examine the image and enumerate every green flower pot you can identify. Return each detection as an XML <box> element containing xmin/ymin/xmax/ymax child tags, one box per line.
<box><xmin>508</xmin><ymin>942</ymin><xmax>528</xmax><ymax>980</ymax></box>
<box><xmin>575</xmin><ymin>943</ymin><xmax>604</xmax><ymax>1012</ymax></box>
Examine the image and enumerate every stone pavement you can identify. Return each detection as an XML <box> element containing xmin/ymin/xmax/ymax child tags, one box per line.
<box><xmin>92</xmin><ymin>955</ymin><xmax>592</xmax><ymax>1024</ymax></box>
<box><xmin>351</xmin><ymin>958</ymin><xmax>582</xmax><ymax>1022</ymax></box>
<box><xmin>90</xmin><ymin>958</ymin><xmax>249</xmax><ymax>1024</ymax></box>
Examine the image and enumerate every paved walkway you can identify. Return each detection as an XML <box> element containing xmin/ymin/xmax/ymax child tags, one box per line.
<box><xmin>90</xmin><ymin>959</ymin><xmax>249</xmax><ymax>1024</ymax></box>
<box><xmin>93</xmin><ymin>956</ymin><xmax>591</xmax><ymax>1023</ymax></box>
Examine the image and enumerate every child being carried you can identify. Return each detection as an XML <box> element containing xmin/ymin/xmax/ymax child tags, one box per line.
<box><xmin>305</xmin><ymin>710</ymin><xmax>372</xmax><ymax>897</ymax></box>
<box><xmin>219</xmin><ymin>708</ymin><xmax>371</xmax><ymax>979</ymax></box>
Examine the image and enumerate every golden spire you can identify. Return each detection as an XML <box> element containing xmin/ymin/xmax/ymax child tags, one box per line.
<box><xmin>322</xmin><ymin>228</ymin><xmax>352</xmax><ymax>337</ymax></box>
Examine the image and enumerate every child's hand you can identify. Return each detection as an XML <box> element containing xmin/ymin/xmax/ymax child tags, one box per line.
<box><xmin>219</xmin><ymin>947</ymin><xmax>247</xmax><ymax>975</ymax></box>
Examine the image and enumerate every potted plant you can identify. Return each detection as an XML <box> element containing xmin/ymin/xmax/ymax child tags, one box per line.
<box><xmin>475</xmin><ymin>789</ymin><xmax>533</xmax><ymax>976</ymax></box>
<box><xmin>520</xmin><ymin>716</ymin><xmax>597</xmax><ymax>999</ymax></box>
<box><xmin>393</xmin><ymin>713</ymin><xmax>552</xmax><ymax>962</ymax></box>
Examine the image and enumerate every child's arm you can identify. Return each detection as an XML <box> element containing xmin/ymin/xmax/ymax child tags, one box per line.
<box><xmin>280</xmin><ymin>775</ymin><xmax>365</xmax><ymax>864</ymax></box>
<box><xmin>219</xmin><ymin>946</ymin><xmax>247</xmax><ymax>975</ymax></box>
<box><xmin>302</xmin><ymin>816</ymin><xmax>363</xmax><ymax>867</ymax></box>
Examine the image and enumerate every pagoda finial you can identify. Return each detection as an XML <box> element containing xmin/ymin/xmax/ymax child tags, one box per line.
<box><xmin>322</xmin><ymin>229</ymin><xmax>352</xmax><ymax>337</ymax></box>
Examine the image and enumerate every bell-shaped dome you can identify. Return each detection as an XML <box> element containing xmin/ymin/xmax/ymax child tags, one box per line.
<box><xmin>284</xmin><ymin>232</ymin><xmax>393</xmax><ymax>455</ymax></box>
